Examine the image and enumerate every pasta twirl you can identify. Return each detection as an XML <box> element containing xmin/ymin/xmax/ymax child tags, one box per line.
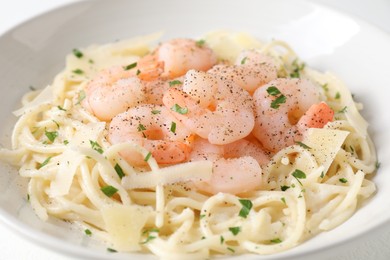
<box><xmin>0</xmin><ymin>31</ymin><xmax>377</xmax><ymax>258</ymax></box>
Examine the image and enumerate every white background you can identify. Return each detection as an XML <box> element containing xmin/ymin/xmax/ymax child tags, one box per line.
<box><xmin>0</xmin><ymin>0</ymin><xmax>390</xmax><ymax>259</ymax></box>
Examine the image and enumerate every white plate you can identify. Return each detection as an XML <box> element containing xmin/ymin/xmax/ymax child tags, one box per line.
<box><xmin>0</xmin><ymin>0</ymin><xmax>389</xmax><ymax>259</ymax></box>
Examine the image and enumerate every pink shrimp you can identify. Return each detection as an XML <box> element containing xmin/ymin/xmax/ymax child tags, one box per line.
<box><xmin>82</xmin><ymin>66</ymin><xmax>145</xmax><ymax>121</ymax></box>
<box><xmin>252</xmin><ymin>78</ymin><xmax>334</xmax><ymax>152</ymax></box>
<box><xmin>208</xmin><ymin>50</ymin><xmax>278</xmax><ymax>93</ymax></box>
<box><xmin>189</xmin><ymin>138</ymin><xmax>265</xmax><ymax>195</ymax></box>
<box><xmin>108</xmin><ymin>104</ymin><xmax>192</xmax><ymax>165</ymax></box>
<box><xmin>136</xmin><ymin>38</ymin><xmax>217</xmax><ymax>81</ymax></box>
<box><xmin>162</xmin><ymin>70</ymin><xmax>255</xmax><ymax>145</ymax></box>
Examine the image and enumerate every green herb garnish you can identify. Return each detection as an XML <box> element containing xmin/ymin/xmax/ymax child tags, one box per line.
<box><xmin>169</xmin><ymin>80</ymin><xmax>182</xmax><ymax>86</ymax></box>
<box><xmin>73</xmin><ymin>48</ymin><xmax>83</xmax><ymax>58</ymax></box>
<box><xmin>114</xmin><ymin>163</ymin><xmax>125</xmax><ymax>179</ymax></box>
<box><xmin>339</xmin><ymin>178</ymin><xmax>348</xmax><ymax>183</ymax></box>
<box><xmin>76</xmin><ymin>90</ymin><xmax>86</xmax><ymax>105</ymax></box>
<box><xmin>89</xmin><ymin>140</ymin><xmax>104</xmax><ymax>154</ymax></box>
<box><xmin>337</xmin><ymin>106</ymin><xmax>348</xmax><ymax>113</ymax></box>
<box><xmin>335</xmin><ymin>92</ymin><xmax>341</xmax><ymax>99</ymax></box>
<box><xmin>171</xmin><ymin>104</ymin><xmax>188</xmax><ymax>115</ymax></box>
<box><xmin>144</xmin><ymin>152</ymin><xmax>152</xmax><ymax>162</ymax></box>
<box><xmin>220</xmin><ymin>235</ymin><xmax>225</xmax><ymax>244</ymax></box>
<box><xmin>241</xmin><ymin>57</ymin><xmax>247</xmax><ymax>65</ymax></box>
<box><xmin>84</xmin><ymin>229</ymin><xmax>92</xmax><ymax>236</ymax></box>
<box><xmin>195</xmin><ymin>39</ymin><xmax>205</xmax><ymax>47</ymax></box>
<box><xmin>72</xmin><ymin>68</ymin><xmax>84</xmax><ymax>75</ymax></box>
<box><xmin>45</xmin><ymin>130</ymin><xmax>58</xmax><ymax>142</ymax></box>
<box><xmin>281</xmin><ymin>197</ymin><xmax>286</xmax><ymax>204</ymax></box>
<box><xmin>107</xmin><ymin>248</ymin><xmax>117</xmax><ymax>253</ymax></box>
<box><xmin>292</xmin><ymin>169</ymin><xmax>306</xmax><ymax>185</ymax></box>
<box><xmin>266</xmin><ymin>86</ymin><xmax>281</xmax><ymax>96</ymax></box>
<box><xmin>270</xmin><ymin>238</ymin><xmax>282</xmax><ymax>243</ymax></box>
<box><xmin>123</xmin><ymin>62</ymin><xmax>137</xmax><ymax>70</ymax></box>
<box><xmin>267</xmin><ymin>86</ymin><xmax>286</xmax><ymax>109</ymax></box>
<box><xmin>238</xmin><ymin>199</ymin><xmax>253</xmax><ymax>218</ymax></box>
<box><xmin>296</xmin><ymin>141</ymin><xmax>311</xmax><ymax>150</ymax></box>
<box><xmin>100</xmin><ymin>185</ymin><xmax>118</xmax><ymax>197</ymax></box>
<box><xmin>281</xmin><ymin>185</ymin><xmax>290</xmax><ymax>191</ymax></box>
<box><xmin>151</xmin><ymin>110</ymin><xmax>161</xmax><ymax>115</ymax></box>
<box><xmin>137</xmin><ymin>123</ymin><xmax>146</xmax><ymax>132</ymax></box>
<box><xmin>38</xmin><ymin>157</ymin><xmax>52</xmax><ymax>169</ymax></box>
<box><xmin>170</xmin><ymin>122</ymin><xmax>177</xmax><ymax>133</ymax></box>
<box><xmin>229</xmin><ymin>226</ymin><xmax>241</xmax><ymax>236</ymax></box>
<box><xmin>227</xmin><ymin>247</ymin><xmax>235</xmax><ymax>253</ymax></box>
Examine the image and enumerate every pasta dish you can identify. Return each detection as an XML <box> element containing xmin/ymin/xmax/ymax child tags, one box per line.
<box><xmin>0</xmin><ymin>31</ymin><xmax>377</xmax><ymax>258</ymax></box>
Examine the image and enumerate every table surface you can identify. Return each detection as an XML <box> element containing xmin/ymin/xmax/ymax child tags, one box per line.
<box><xmin>0</xmin><ymin>0</ymin><xmax>389</xmax><ymax>259</ymax></box>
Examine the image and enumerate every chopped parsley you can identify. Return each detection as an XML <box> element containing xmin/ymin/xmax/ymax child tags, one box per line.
<box><xmin>266</xmin><ymin>86</ymin><xmax>286</xmax><ymax>109</ymax></box>
<box><xmin>57</xmin><ymin>105</ymin><xmax>67</xmax><ymax>111</ymax></box>
<box><xmin>220</xmin><ymin>235</ymin><xmax>225</xmax><ymax>244</ymax></box>
<box><xmin>320</xmin><ymin>171</ymin><xmax>325</xmax><ymax>178</ymax></box>
<box><xmin>136</xmin><ymin>69</ymin><xmax>141</xmax><ymax>75</ymax></box>
<box><xmin>144</xmin><ymin>152</ymin><xmax>152</xmax><ymax>162</ymax></box>
<box><xmin>271</xmin><ymin>95</ymin><xmax>287</xmax><ymax>109</ymax></box>
<box><xmin>266</xmin><ymin>86</ymin><xmax>281</xmax><ymax>96</ymax></box>
<box><xmin>72</xmin><ymin>48</ymin><xmax>83</xmax><ymax>58</ymax></box>
<box><xmin>38</xmin><ymin>157</ymin><xmax>52</xmax><ymax>169</ymax></box>
<box><xmin>169</xmin><ymin>80</ymin><xmax>182</xmax><ymax>86</ymax></box>
<box><xmin>199</xmin><ymin>214</ymin><xmax>206</xmax><ymax>219</ymax></box>
<box><xmin>227</xmin><ymin>247</ymin><xmax>235</xmax><ymax>253</ymax></box>
<box><xmin>114</xmin><ymin>163</ymin><xmax>125</xmax><ymax>179</ymax></box>
<box><xmin>89</xmin><ymin>140</ymin><xmax>104</xmax><ymax>154</ymax></box>
<box><xmin>171</xmin><ymin>104</ymin><xmax>188</xmax><ymax>114</ymax></box>
<box><xmin>339</xmin><ymin>178</ymin><xmax>348</xmax><ymax>183</ymax></box>
<box><xmin>151</xmin><ymin>110</ymin><xmax>161</xmax><ymax>115</ymax></box>
<box><xmin>228</xmin><ymin>226</ymin><xmax>241</xmax><ymax>236</ymax></box>
<box><xmin>140</xmin><ymin>235</ymin><xmax>156</xmax><ymax>244</ymax></box>
<box><xmin>137</xmin><ymin>123</ymin><xmax>146</xmax><ymax>132</ymax></box>
<box><xmin>27</xmin><ymin>194</ymin><xmax>30</xmax><ymax>202</ymax></box>
<box><xmin>337</xmin><ymin>106</ymin><xmax>348</xmax><ymax>113</ymax></box>
<box><xmin>375</xmin><ymin>161</ymin><xmax>381</xmax><ymax>170</ymax></box>
<box><xmin>170</xmin><ymin>121</ymin><xmax>177</xmax><ymax>133</ymax></box>
<box><xmin>291</xmin><ymin>169</ymin><xmax>306</xmax><ymax>185</ymax></box>
<box><xmin>100</xmin><ymin>185</ymin><xmax>118</xmax><ymax>197</ymax></box>
<box><xmin>290</xmin><ymin>59</ymin><xmax>305</xmax><ymax>78</ymax></box>
<box><xmin>72</xmin><ymin>68</ymin><xmax>84</xmax><ymax>75</ymax></box>
<box><xmin>45</xmin><ymin>130</ymin><xmax>58</xmax><ymax>142</ymax></box>
<box><xmin>270</xmin><ymin>238</ymin><xmax>282</xmax><ymax>244</ymax></box>
<box><xmin>335</xmin><ymin>92</ymin><xmax>341</xmax><ymax>99</ymax></box>
<box><xmin>322</xmin><ymin>83</ymin><xmax>329</xmax><ymax>92</ymax></box>
<box><xmin>84</xmin><ymin>229</ymin><xmax>92</xmax><ymax>236</ymax></box>
<box><xmin>296</xmin><ymin>141</ymin><xmax>311</xmax><ymax>150</ymax></box>
<box><xmin>107</xmin><ymin>248</ymin><xmax>117</xmax><ymax>253</ymax></box>
<box><xmin>281</xmin><ymin>185</ymin><xmax>290</xmax><ymax>191</ymax></box>
<box><xmin>240</xmin><ymin>57</ymin><xmax>247</xmax><ymax>65</ymax></box>
<box><xmin>195</xmin><ymin>39</ymin><xmax>206</xmax><ymax>47</ymax></box>
<box><xmin>123</xmin><ymin>62</ymin><xmax>137</xmax><ymax>70</ymax></box>
<box><xmin>76</xmin><ymin>90</ymin><xmax>86</xmax><ymax>105</ymax></box>
<box><xmin>281</xmin><ymin>197</ymin><xmax>286</xmax><ymax>204</ymax></box>
<box><xmin>63</xmin><ymin>140</ymin><xmax>69</xmax><ymax>145</ymax></box>
<box><xmin>238</xmin><ymin>199</ymin><xmax>253</xmax><ymax>218</ymax></box>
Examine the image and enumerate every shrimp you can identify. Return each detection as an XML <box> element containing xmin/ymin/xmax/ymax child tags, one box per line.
<box><xmin>189</xmin><ymin>138</ymin><xmax>263</xmax><ymax>195</ymax></box>
<box><xmin>137</xmin><ymin>38</ymin><xmax>217</xmax><ymax>80</ymax></box>
<box><xmin>108</xmin><ymin>104</ymin><xmax>192</xmax><ymax>165</ymax></box>
<box><xmin>208</xmin><ymin>50</ymin><xmax>278</xmax><ymax>93</ymax></box>
<box><xmin>252</xmin><ymin>78</ymin><xmax>334</xmax><ymax>152</ymax></box>
<box><xmin>82</xmin><ymin>66</ymin><xmax>145</xmax><ymax>121</ymax></box>
<box><xmin>162</xmin><ymin>70</ymin><xmax>255</xmax><ymax>145</ymax></box>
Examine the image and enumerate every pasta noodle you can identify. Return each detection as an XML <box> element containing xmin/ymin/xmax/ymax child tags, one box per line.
<box><xmin>0</xmin><ymin>31</ymin><xmax>377</xmax><ymax>258</ymax></box>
